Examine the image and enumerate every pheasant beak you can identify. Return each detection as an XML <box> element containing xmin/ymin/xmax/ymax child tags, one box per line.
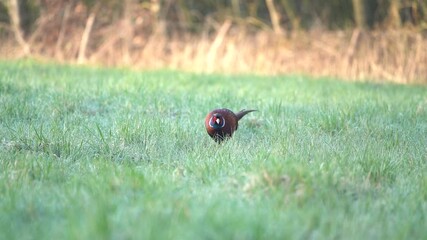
<box><xmin>215</xmin><ymin>117</ymin><xmax>221</xmax><ymax>125</ymax></box>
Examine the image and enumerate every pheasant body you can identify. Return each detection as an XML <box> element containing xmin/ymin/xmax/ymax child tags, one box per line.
<box><xmin>205</xmin><ymin>108</ymin><xmax>256</xmax><ymax>143</ymax></box>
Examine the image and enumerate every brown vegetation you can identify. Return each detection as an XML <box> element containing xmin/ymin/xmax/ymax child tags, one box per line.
<box><xmin>1</xmin><ymin>0</ymin><xmax>426</xmax><ymax>83</ymax></box>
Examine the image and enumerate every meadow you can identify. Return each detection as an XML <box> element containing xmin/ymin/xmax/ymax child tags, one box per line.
<box><xmin>0</xmin><ymin>61</ymin><xmax>426</xmax><ymax>239</ymax></box>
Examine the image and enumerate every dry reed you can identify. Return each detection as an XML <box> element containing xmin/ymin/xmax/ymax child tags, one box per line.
<box><xmin>1</xmin><ymin>26</ymin><xmax>426</xmax><ymax>84</ymax></box>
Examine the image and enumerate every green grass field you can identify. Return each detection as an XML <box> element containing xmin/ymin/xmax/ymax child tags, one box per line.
<box><xmin>0</xmin><ymin>60</ymin><xmax>426</xmax><ymax>239</ymax></box>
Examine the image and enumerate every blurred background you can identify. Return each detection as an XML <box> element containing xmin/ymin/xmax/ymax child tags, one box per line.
<box><xmin>0</xmin><ymin>0</ymin><xmax>426</xmax><ymax>83</ymax></box>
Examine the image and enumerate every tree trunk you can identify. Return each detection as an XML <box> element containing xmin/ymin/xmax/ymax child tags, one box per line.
<box><xmin>280</xmin><ymin>0</ymin><xmax>300</xmax><ymax>32</ymax></box>
<box><xmin>231</xmin><ymin>0</ymin><xmax>241</xmax><ymax>18</ymax></box>
<box><xmin>247</xmin><ymin>0</ymin><xmax>259</xmax><ymax>18</ymax></box>
<box><xmin>122</xmin><ymin>0</ymin><xmax>134</xmax><ymax>64</ymax></box>
<box><xmin>55</xmin><ymin>1</ymin><xmax>72</xmax><ymax>59</ymax></box>
<box><xmin>77</xmin><ymin>4</ymin><xmax>98</xmax><ymax>64</ymax></box>
<box><xmin>388</xmin><ymin>0</ymin><xmax>401</xmax><ymax>28</ymax></box>
<box><xmin>265</xmin><ymin>0</ymin><xmax>284</xmax><ymax>35</ymax></box>
<box><xmin>151</xmin><ymin>0</ymin><xmax>173</xmax><ymax>35</ymax></box>
<box><xmin>352</xmin><ymin>0</ymin><xmax>367</xmax><ymax>29</ymax></box>
<box><xmin>7</xmin><ymin>0</ymin><xmax>31</xmax><ymax>56</ymax></box>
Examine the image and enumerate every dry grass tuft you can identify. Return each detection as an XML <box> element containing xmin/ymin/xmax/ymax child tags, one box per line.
<box><xmin>1</xmin><ymin>26</ymin><xmax>426</xmax><ymax>84</ymax></box>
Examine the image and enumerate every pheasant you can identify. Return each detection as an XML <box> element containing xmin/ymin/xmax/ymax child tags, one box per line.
<box><xmin>205</xmin><ymin>108</ymin><xmax>256</xmax><ymax>143</ymax></box>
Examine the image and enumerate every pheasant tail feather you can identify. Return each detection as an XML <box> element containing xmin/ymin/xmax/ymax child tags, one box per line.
<box><xmin>236</xmin><ymin>109</ymin><xmax>257</xmax><ymax>120</ymax></box>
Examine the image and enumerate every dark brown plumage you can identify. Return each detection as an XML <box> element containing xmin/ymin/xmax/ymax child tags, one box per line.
<box><xmin>204</xmin><ymin>108</ymin><xmax>256</xmax><ymax>143</ymax></box>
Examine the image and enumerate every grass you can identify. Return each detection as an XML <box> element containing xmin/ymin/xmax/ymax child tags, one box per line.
<box><xmin>0</xmin><ymin>60</ymin><xmax>426</xmax><ymax>240</ymax></box>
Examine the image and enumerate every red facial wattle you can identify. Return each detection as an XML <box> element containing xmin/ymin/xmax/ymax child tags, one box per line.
<box><xmin>210</xmin><ymin>114</ymin><xmax>224</xmax><ymax>129</ymax></box>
